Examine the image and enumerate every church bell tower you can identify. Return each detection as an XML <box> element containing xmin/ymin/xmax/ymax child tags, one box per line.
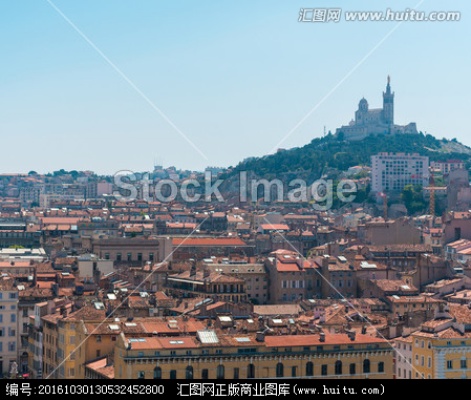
<box><xmin>382</xmin><ymin>75</ymin><xmax>394</xmax><ymax>127</ymax></box>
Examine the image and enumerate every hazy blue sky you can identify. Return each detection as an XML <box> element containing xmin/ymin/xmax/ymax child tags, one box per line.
<box><xmin>1</xmin><ymin>0</ymin><xmax>469</xmax><ymax>175</ymax></box>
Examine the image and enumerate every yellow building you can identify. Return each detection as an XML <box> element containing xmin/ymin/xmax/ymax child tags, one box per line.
<box><xmin>41</xmin><ymin>313</ymin><xmax>61</xmax><ymax>378</ymax></box>
<box><xmin>76</xmin><ymin>315</ymin><xmax>207</xmax><ymax>379</ymax></box>
<box><xmin>114</xmin><ymin>330</ymin><xmax>394</xmax><ymax>379</ymax></box>
<box><xmin>411</xmin><ymin>318</ymin><xmax>471</xmax><ymax>379</ymax></box>
<box><xmin>36</xmin><ymin>303</ymin><xmax>107</xmax><ymax>379</ymax></box>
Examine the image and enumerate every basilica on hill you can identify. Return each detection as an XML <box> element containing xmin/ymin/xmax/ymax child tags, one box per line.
<box><xmin>336</xmin><ymin>76</ymin><xmax>418</xmax><ymax>140</ymax></box>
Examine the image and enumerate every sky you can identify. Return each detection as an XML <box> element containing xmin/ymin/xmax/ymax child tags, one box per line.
<box><xmin>1</xmin><ymin>0</ymin><xmax>470</xmax><ymax>175</ymax></box>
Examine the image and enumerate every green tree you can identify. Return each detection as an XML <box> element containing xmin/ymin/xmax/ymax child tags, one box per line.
<box><xmin>401</xmin><ymin>184</ymin><xmax>426</xmax><ymax>215</ymax></box>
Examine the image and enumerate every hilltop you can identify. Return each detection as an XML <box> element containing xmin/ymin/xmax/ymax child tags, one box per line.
<box><xmin>223</xmin><ymin>132</ymin><xmax>471</xmax><ymax>182</ymax></box>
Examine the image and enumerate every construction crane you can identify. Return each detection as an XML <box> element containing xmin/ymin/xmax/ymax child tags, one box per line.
<box><xmin>379</xmin><ymin>192</ymin><xmax>387</xmax><ymax>220</ymax></box>
<box><xmin>429</xmin><ymin>174</ymin><xmax>436</xmax><ymax>217</ymax></box>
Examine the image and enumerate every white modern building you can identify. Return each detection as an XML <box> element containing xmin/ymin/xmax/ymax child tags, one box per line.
<box><xmin>371</xmin><ymin>152</ymin><xmax>429</xmax><ymax>193</ymax></box>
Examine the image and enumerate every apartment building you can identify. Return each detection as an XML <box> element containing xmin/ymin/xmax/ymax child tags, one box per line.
<box><xmin>371</xmin><ymin>152</ymin><xmax>429</xmax><ymax>193</ymax></box>
<box><xmin>0</xmin><ymin>276</ymin><xmax>19</xmax><ymax>378</ymax></box>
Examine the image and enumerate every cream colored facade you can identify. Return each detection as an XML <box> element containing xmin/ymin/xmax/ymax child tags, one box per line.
<box><xmin>114</xmin><ymin>330</ymin><xmax>394</xmax><ymax>380</ymax></box>
<box><xmin>0</xmin><ymin>278</ymin><xmax>19</xmax><ymax>378</ymax></box>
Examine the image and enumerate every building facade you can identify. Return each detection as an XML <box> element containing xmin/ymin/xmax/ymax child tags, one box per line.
<box><xmin>0</xmin><ymin>277</ymin><xmax>19</xmax><ymax>378</ymax></box>
<box><xmin>114</xmin><ymin>330</ymin><xmax>394</xmax><ymax>379</ymax></box>
<box><xmin>371</xmin><ymin>152</ymin><xmax>429</xmax><ymax>193</ymax></box>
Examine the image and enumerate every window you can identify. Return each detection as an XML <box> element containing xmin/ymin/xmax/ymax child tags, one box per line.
<box><xmin>185</xmin><ymin>366</ymin><xmax>193</xmax><ymax>379</ymax></box>
<box><xmin>233</xmin><ymin>368</ymin><xmax>239</xmax><ymax>379</ymax></box>
<box><xmin>363</xmin><ymin>359</ymin><xmax>370</xmax><ymax>374</ymax></box>
<box><xmin>8</xmin><ymin>342</ymin><xmax>16</xmax><ymax>352</ymax></box>
<box><xmin>335</xmin><ymin>360</ymin><xmax>342</xmax><ymax>375</ymax></box>
<box><xmin>127</xmin><ymin>253</ymin><xmax>132</xmax><ymax>262</ymax></box>
<box><xmin>276</xmin><ymin>363</ymin><xmax>284</xmax><ymax>378</ymax></box>
<box><xmin>170</xmin><ymin>370</ymin><xmax>177</xmax><ymax>379</ymax></box>
<box><xmin>216</xmin><ymin>365</ymin><xmax>225</xmax><ymax>379</ymax></box>
<box><xmin>96</xmin><ymin>350</ymin><xmax>101</xmax><ymax>358</ymax></box>
<box><xmin>321</xmin><ymin>364</ymin><xmax>328</xmax><ymax>376</ymax></box>
<box><xmin>291</xmin><ymin>366</ymin><xmax>297</xmax><ymax>377</ymax></box>
<box><xmin>350</xmin><ymin>363</ymin><xmax>356</xmax><ymax>375</ymax></box>
<box><xmin>9</xmin><ymin>293</ymin><xmax>17</xmax><ymax>299</ymax></box>
<box><xmin>421</xmin><ymin>356</ymin><xmax>424</xmax><ymax>367</ymax></box>
<box><xmin>201</xmin><ymin>369</ymin><xmax>209</xmax><ymax>379</ymax></box>
<box><xmin>378</xmin><ymin>362</ymin><xmax>384</xmax><ymax>373</ymax></box>
<box><xmin>104</xmin><ymin>253</ymin><xmax>110</xmax><ymax>260</ymax></box>
<box><xmin>138</xmin><ymin>371</ymin><xmax>145</xmax><ymax>379</ymax></box>
<box><xmin>447</xmin><ymin>360</ymin><xmax>453</xmax><ymax>369</ymax></box>
<box><xmin>428</xmin><ymin>357</ymin><xmax>432</xmax><ymax>368</ymax></box>
<box><xmin>137</xmin><ymin>253</ymin><xmax>143</xmax><ymax>262</ymax></box>
<box><xmin>306</xmin><ymin>362</ymin><xmax>314</xmax><ymax>377</ymax></box>
<box><xmin>11</xmin><ymin>314</ymin><xmax>16</xmax><ymax>323</ymax></box>
<box><xmin>96</xmin><ymin>336</ymin><xmax>102</xmax><ymax>343</ymax></box>
<box><xmin>116</xmin><ymin>253</ymin><xmax>122</xmax><ymax>261</ymax></box>
<box><xmin>461</xmin><ymin>359</ymin><xmax>467</xmax><ymax>369</ymax></box>
<box><xmin>153</xmin><ymin>367</ymin><xmax>162</xmax><ymax>379</ymax></box>
<box><xmin>149</xmin><ymin>253</ymin><xmax>154</xmax><ymax>262</ymax></box>
<box><xmin>247</xmin><ymin>364</ymin><xmax>255</xmax><ymax>379</ymax></box>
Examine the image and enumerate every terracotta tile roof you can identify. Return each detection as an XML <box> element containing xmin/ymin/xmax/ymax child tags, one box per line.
<box><xmin>41</xmin><ymin>217</ymin><xmax>83</xmax><ymax>225</ymax></box>
<box><xmin>172</xmin><ymin>237</ymin><xmax>248</xmax><ymax>247</ymax></box>
<box><xmin>253</xmin><ymin>304</ymin><xmax>301</xmax><ymax>316</ymax></box>
<box><xmin>260</xmin><ymin>224</ymin><xmax>290</xmax><ymax>231</ymax></box>
<box><xmin>0</xmin><ymin>260</ymin><xmax>33</xmax><ymax>267</ymax></box>
<box><xmin>264</xmin><ymin>332</ymin><xmax>386</xmax><ymax>347</ymax></box>
<box><xmin>276</xmin><ymin>264</ymin><xmax>301</xmax><ymax>272</ymax></box>
<box><xmin>386</xmin><ymin>295</ymin><xmax>442</xmax><ymax>304</ymax></box>
<box><xmin>414</xmin><ymin>326</ymin><xmax>471</xmax><ymax>339</ymax></box>
<box><xmin>169</xmin><ymin>270</ymin><xmax>245</xmax><ymax>284</ymax></box>
<box><xmin>166</xmin><ymin>222</ymin><xmax>197</xmax><ymax>229</ymax></box>
<box><xmin>447</xmin><ymin>304</ymin><xmax>471</xmax><ymax>324</ymax></box>
<box><xmin>85</xmin><ymin>358</ymin><xmax>114</xmax><ymax>379</ymax></box>
<box><xmin>373</xmin><ymin>279</ymin><xmax>418</xmax><ymax>292</ymax></box>
<box><xmin>65</xmin><ymin>305</ymin><xmax>107</xmax><ymax>321</ymax></box>
<box><xmin>141</xmin><ymin>318</ymin><xmax>206</xmax><ymax>334</ymax></box>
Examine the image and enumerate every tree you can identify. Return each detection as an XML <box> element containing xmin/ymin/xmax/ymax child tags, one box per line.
<box><xmin>401</xmin><ymin>184</ymin><xmax>426</xmax><ymax>215</ymax></box>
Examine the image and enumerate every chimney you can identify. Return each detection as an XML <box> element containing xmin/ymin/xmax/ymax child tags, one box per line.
<box><xmin>189</xmin><ymin>259</ymin><xmax>196</xmax><ymax>277</ymax></box>
<box><xmin>60</xmin><ymin>305</ymin><xmax>67</xmax><ymax>318</ymax></box>
<box><xmin>346</xmin><ymin>329</ymin><xmax>356</xmax><ymax>341</ymax></box>
<box><xmin>321</xmin><ymin>255</ymin><xmax>329</xmax><ymax>269</ymax></box>
<box><xmin>256</xmin><ymin>331</ymin><xmax>265</xmax><ymax>342</ymax></box>
<box><xmin>319</xmin><ymin>331</ymin><xmax>325</xmax><ymax>342</ymax></box>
